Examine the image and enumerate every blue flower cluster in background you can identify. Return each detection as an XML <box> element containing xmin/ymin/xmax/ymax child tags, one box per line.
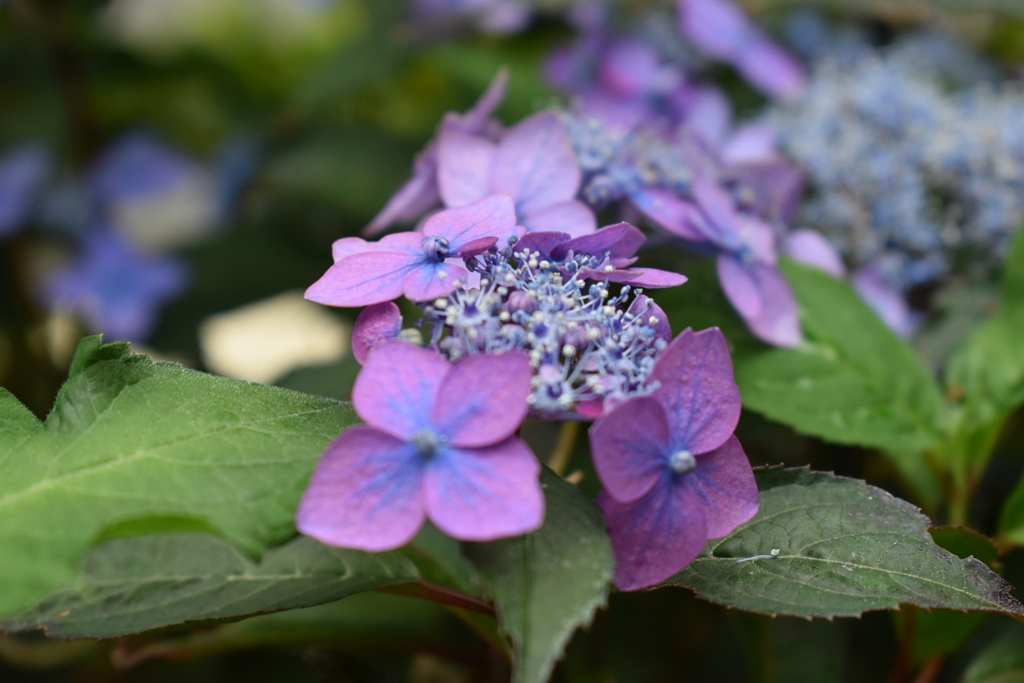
<box><xmin>768</xmin><ymin>16</ymin><xmax>1024</xmax><ymax>295</ymax></box>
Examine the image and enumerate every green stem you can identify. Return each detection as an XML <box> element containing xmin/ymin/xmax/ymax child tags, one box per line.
<box><xmin>547</xmin><ymin>421</ymin><xmax>581</xmax><ymax>476</ymax></box>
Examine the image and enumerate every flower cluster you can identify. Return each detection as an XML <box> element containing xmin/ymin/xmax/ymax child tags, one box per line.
<box><xmin>767</xmin><ymin>22</ymin><xmax>1024</xmax><ymax>296</ymax></box>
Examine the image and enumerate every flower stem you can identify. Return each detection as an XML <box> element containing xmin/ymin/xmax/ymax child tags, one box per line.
<box><xmin>380</xmin><ymin>581</ymin><xmax>495</xmax><ymax>617</ymax></box>
<box><xmin>548</xmin><ymin>421</ymin><xmax>582</xmax><ymax>476</ymax></box>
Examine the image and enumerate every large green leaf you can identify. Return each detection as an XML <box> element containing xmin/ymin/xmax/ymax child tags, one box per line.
<box><xmin>736</xmin><ymin>262</ymin><xmax>945</xmax><ymax>503</ymax></box>
<box><xmin>963</xmin><ymin>622</ymin><xmax>1024</xmax><ymax>683</ymax></box>
<box><xmin>0</xmin><ymin>336</ymin><xmax>357</xmax><ymax>616</ymax></box>
<box><xmin>664</xmin><ymin>468</ymin><xmax>1024</xmax><ymax>619</ymax></box>
<box><xmin>463</xmin><ymin>468</ymin><xmax>614</xmax><ymax>683</ymax></box>
<box><xmin>1</xmin><ymin>533</ymin><xmax>418</xmax><ymax>639</ymax></box>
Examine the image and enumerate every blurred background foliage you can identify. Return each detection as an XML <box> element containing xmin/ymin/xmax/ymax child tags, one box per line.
<box><xmin>3</xmin><ymin>0</ymin><xmax>1024</xmax><ymax>681</ymax></box>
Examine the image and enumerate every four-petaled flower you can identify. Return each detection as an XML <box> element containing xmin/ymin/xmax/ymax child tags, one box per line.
<box><xmin>590</xmin><ymin>327</ymin><xmax>759</xmax><ymax>590</ymax></box>
<box><xmin>306</xmin><ymin>194</ymin><xmax>521</xmax><ymax>308</ymax></box>
<box><xmin>297</xmin><ymin>341</ymin><xmax>544</xmax><ymax>551</ymax></box>
<box><xmin>632</xmin><ymin>180</ymin><xmax>803</xmax><ymax>347</ymax></box>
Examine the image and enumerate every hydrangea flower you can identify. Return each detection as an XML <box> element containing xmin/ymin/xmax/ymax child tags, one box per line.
<box><xmin>306</xmin><ymin>194</ymin><xmax>521</xmax><ymax>307</ymax></box>
<box><xmin>590</xmin><ymin>327</ymin><xmax>759</xmax><ymax>590</ymax></box>
<box><xmin>42</xmin><ymin>229</ymin><xmax>189</xmax><ymax>341</ymax></box>
<box><xmin>0</xmin><ymin>146</ymin><xmax>49</xmax><ymax>238</ymax></box>
<box><xmin>351</xmin><ymin>302</ymin><xmax>404</xmax><ymax>364</ymax></box>
<box><xmin>633</xmin><ymin>180</ymin><xmax>802</xmax><ymax>347</ymax></box>
<box><xmin>438</xmin><ymin>111</ymin><xmax>596</xmax><ymax>237</ymax></box>
<box><xmin>297</xmin><ymin>341</ymin><xmax>543</xmax><ymax>551</ymax></box>
<box><xmin>678</xmin><ymin>0</ymin><xmax>806</xmax><ymax>100</ymax></box>
<box><xmin>413</xmin><ymin>0</ymin><xmax>532</xmax><ymax>36</ymax></box>
<box><xmin>364</xmin><ymin>70</ymin><xmax>509</xmax><ymax>236</ymax></box>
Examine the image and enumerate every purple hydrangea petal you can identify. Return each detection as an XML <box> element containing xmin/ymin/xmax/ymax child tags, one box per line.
<box><xmin>296</xmin><ymin>425</ymin><xmax>426</xmax><ymax>552</ymax></box>
<box><xmin>520</xmin><ymin>200</ymin><xmax>596</xmax><ymax>237</ymax></box>
<box><xmin>852</xmin><ymin>268</ymin><xmax>918</xmax><ymax>339</ymax></box>
<box><xmin>432</xmin><ymin>352</ymin><xmax>531</xmax><ymax>447</ymax></box>
<box><xmin>352</xmin><ymin>302</ymin><xmax>404</xmax><ymax>365</ymax></box>
<box><xmin>630</xmin><ymin>189</ymin><xmax>712</xmax><ymax>243</ymax></box>
<box><xmin>598</xmin><ymin>477</ymin><xmax>709</xmax><ymax>591</ymax></box>
<box><xmin>735</xmin><ymin>214</ymin><xmax>778</xmax><ymax>265</ymax></box>
<box><xmin>735</xmin><ymin>35</ymin><xmax>807</xmax><ymax>101</ymax></box>
<box><xmin>332</xmin><ymin>232</ymin><xmax>420</xmax><ymax>262</ymax></box>
<box><xmin>679</xmin><ymin>0</ymin><xmax>753</xmax><ymax>62</ymax></box>
<box><xmin>784</xmin><ymin>229</ymin><xmax>845</xmax><ymax>278</ymax></box>
<box><xmin>729</xmin><ymin>161</ymin><xmax>806</xmax><ymax>226</ymax></box>
<box><xmin>590</xmin><ymin>395</ymin><xmax>671</xmax><ymax>503</ymax></box>
<box><xmin>424</xmin><ymin>437</ymin><xmax>544</xmax><ymax>541</ymax></box>
<box><xmin>608</xmin><ymin>267</ymin><xmax>688</xmax><ymax>289</ymax></box>
<box><xmin>718</xmin><ymin>255</ymin><xmax>803</xmax><ymax>347</ymax></box>
<box><xmin>423</xmin><ymin>193</ymin><xmax>518</xmax><ymax>250</ymax></box>
<box><xmin>553</xmin><ymin>221</ymin><xmax>645</xmax><ymax>261</ymax></box>
<box><xmin>92</xmin><ymin>132</ymin><xmax>194</xmax><ymax>204</ymax></box>
<box><xmin>352</xmin><ymin>341</ymin><xmax>451</xmax><ymax>440</ymax></box>
<box><xmin>514</xmin><ymin>231</ymin><xmax>571</xmax><ymax>260</ymax></box>
<box><xmin>693</xmin><ymin>179</ymin><xmax>741</xmax><ymax>246</ymax></box>
<box><xmin>687</xmin><ymin>435</ymin><xmax>759</xmax><ymax>539</ymax></box>
<box><xmin>362</xmin><ymin>163</ymin><xmax>441</xmax><ymax>237</ymax></box>
<box><xmin>492</xmin><ymin>111</ymin><xmax>582</xmax><ymax>216</ymax></box>
<box><xmin>452</xmin><ymin>235</ymin><xmax>499</xmax><ymax>258</ymax></box>
<box><xmin>306</xmin><ymin>249</ymin><xmax>424</xmax><ymax>308</ymax></box>
<box><xmin>677</xmin><ymin>85</ymin><xmax>732</xmax><ymax>146</ymax></box>
<box><xmin>634</xmin><ymin>294</ymin><xmax>673</xmax><ymax>342</ymax></box>
<box><xmin>720</xmin><ymin>124</ymin><xmax>777</xmax><ymax>165</ymax></box>
<box><xmin>401</xmin><ymin>260</ymin><xmax>469</xmax><ymax>302</ymax></box>
<box><xmin>599</xmin><ymin>39</ymin><xmax>663</xmax><ymax>99</ymax></box>
<box><xmin>437</xmin><ymin>129</ymin><xmax>498</xmax><ymax>208</ymax></box>
<box><xmin>452</xmin><ymin>68</ymin><xmax>510</xmax><ymax>133</ymax></box>
<box><xmin>649</xmin><ymin>327</ymin><xmax>741</xmax><ymax>455</ymax></box>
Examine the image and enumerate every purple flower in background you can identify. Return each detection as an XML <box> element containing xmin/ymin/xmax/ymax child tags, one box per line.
<box><xmin>438</xmin><ymin>111</ymin><xmax>596</xmax><ymax>237</ymax></box>
<box><xmin>633</xmin><ymin>180</ymin><xmax>803</xmax><ymax>347</ymax></box>
<box><xmin>591</xmin><ymin>327</ymin><xmax>759</xmax><ymax>590</ymax></box>
<box><xmin>92</xmin><ymin>133</ymin><xmax>194</xmax><ymax>204</ymax></box>
<box><xmin>515</xmin><ymin>223</ymin><xmax>686</xmax><ymax>288</ymax></box>
<box><xmin>297</xmin><ymin>341</ymin><xmax>543</xmax><ymax>551</ymax></box>
<box><xmin>42</xmin><ymin>229</ymin><xmax>188</xmax><ymax>342</ymax></box>
<box><xmin>0</xmin><ymin>146</ymin><xmax>49</xmax><ymax>238</ymax></box>
<box><xmin>308</xmin><ymin>194</ymin><xmax>520</xmax><ymax>307</ymax></box>
<box><xmin>364</xmin><ymin>70</ymin><xmax>509</xmax><ymax>236</ymax></box>
<box><xmin>414</xmin><ymin>0</ymin><xmax>532</xmax><ymax>35</ymax></box>
<box><xmin>852</xmin><ymin>268</ymin><xmax>919</xmax><ymax>340</ymax></box>
<box><xmin>351</xmin><ymin>302</ymin><xmax>404</xmax><ymax>364</ymax></box>
<box><xmin>783</xmin><ymin>229</ymin><xmax>845</xmax><ymax>278</ymax></box>
<box><xmin>679</xmin><ymin>0</ymin><xmax>806</xmax><ymax>100</ymax></box>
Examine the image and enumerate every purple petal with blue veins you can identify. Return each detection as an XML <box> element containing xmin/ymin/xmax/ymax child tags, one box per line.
<box><xmin>718</xmin><ymin>256</ymin><xmax>803</xmax><ymax>347</ymax></box>
<box><xmin>438</xmin><ymin>129</ymin><xmax>497</xmax><ymax>208</ymax></box>
<box><xmin>296</xmin><ymin>425</ymin><xmax>426</xmax><ymax>552</ymax></box>
<box><xmin>352</xmin><ymin>341</ymin><xmax>451</xmax><ymax>440</ymax></box>
<box><xmin>590</xmin><ymin>395</ymin><xmax>671</xmax><ymax>503</ymax></box>
<box><xmin>423</xmin><ymin>194</ymin><xmax>518</xmax><ymax>250</ymax></box>
<box><xmin>520</xmin><ymin>199</ymin><xmax>596</xmax><ymax>237</ymax></box>
<box><xmin>687</xmin><ymin>436</ymin><xmax>759</xmax><ymax>539</ymax></box>
<box><xmin>648</xmin><ymin>328</ymin><xmax>741</xmax><ymax>456</ymax></box>
<box><xmin>514</xmin><ymin>231</ymin><xmax>571</xmax><ymax>260</ymax></box>
<box><xmin>492</xmin><ymin>111</ymin><xmax>582</xmax><ymax>216</ymax></box>
<box><xmin>553</xmin><ymin>222</ymin><xmax>644</xmax><ymax>261</ymax></box>
<box><xmin>630</xmin><ymin>188</ymin><xmax>713</xmax><ymax>243</ymax></box>
<box><xmin>432</xmin><ymin>352</ymin><xmax>532</xmax><ymax>448</ymax></box>
<box><xmin>401</xmin><ymin>260</ymin><xmax>469</xmax><ymax>302</ymax></box>
<box><xmin>305</xmin><ymin>249</ymin><xmax>423</xmax><ymax>308</ymax></box>
<box><xmin>424</xmin><ymin>437</ymin><xmax>544</xmax><ymax>542</ymax></box>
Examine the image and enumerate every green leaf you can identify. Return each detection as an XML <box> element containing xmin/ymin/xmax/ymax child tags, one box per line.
<box><xmin>462</xmin><ymin>468</ymin><xmax>614</xmax><ymax>683</ymax></box>
<box><xmin>1</xmin><ymin>533</ymin><xmax>419</xmax><ymax>639</ymax></box>
<box><xmin>0</xmin><ymin>336</ymin><xmax>357</xmax><ymax>616</ymax></box>
<box><xmin>963</xmin><ymin>622</ymin><xmax>1024</xmax><ymax>683</ymax></box>
<box><xmin>736</xmin><ymin>262</ymin><xmax>945</xmax><ymax>504</ymax></box>
<box><xmin>664</xmin><ymin>467</ymin><xmax>1024</xmax><ymax>619</ymax></box>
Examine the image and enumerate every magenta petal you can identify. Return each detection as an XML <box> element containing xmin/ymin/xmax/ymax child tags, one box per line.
<box><xmin>735</xmin><ymin>36</ymin><xmax>807</xmax><ymax>101</ymax></box>
<box><xmin>424</xmin><ymin>438</ymin><xmax>544</xmax><ymax>542</ymax></box>
<box><xmin>521</xmin><ymin>200</ymin><xmax>596</xmax><ymax>237</ymax></box>
<box><xmin>614</xmin><ymin>267</ymin><xmax>687</xmax><ymax>289</ymax></box>
<box><xmin>590</xmin><ymin>396</ymin><xmax>671</xmax><ymax>503</ymax></box>
<box><xmin>784</xmin><ymin>229</ymin><xmax>845</xmax><ymax>278</ymax></box>
<box><xmin>305</xmin><ymin>250</ymin><xmax>422</xmax><ymax>308</ymax></box>
<box><xmin>433</xmin><ymin>352</ymin><xmax>532</xmax><ymax>448</ymax></box>
<box><xmin>492</xmin><ymin>111</ymin><xmax>582</xmax><ymax>216</ymax></box>
<box><xmin>599</xmin><ymin>478</ymin><xmax>709</xmax><ymax>591</ymax></box>
<box><xmin>686</xmin><ymin>436</ymin><xmax>759</xmax><ymax>539</ymax></box>
<box><xmin>437</xmin><ymin>129</ymin><xmax>497</xmax><ymax>208</ymax></box>
<box><xmin>649</xmin><ymin>327</ymin><xmax>741</xmax><ymax>455</ymax></box>
<box><xmin>719</xmin><ymin>257</ymin><xmax>803</xmax><ymax>347</ymax></box>
<box><xmin>353</xmin><ymin>341</ymin><xmax>451</xmax><ymax>439</ymax></box>
<box><xmin>401</xmin><ymin>261</ymin><xmax>468</xmax><ymax>302</ymax></box>
<box><xmin>423</xmin><ymin>194</ymin><xmax>518</xmax><ymax>249</ymax></box>
<box><xmin>296</xmin><ymin>425</ymin><xmax>426</xmax><ymax>552</ymax></box>
<box><xmin>332</xmin><ymin>237</ymin><xmax>373</xmax><ymax>263</ymax></box>
<box><xmin>554</xmin><ymin>222</ymin><xmax>645</xmax><ymax>261</ymax></box>
<box><xmin>453</xmin><ymin>236</ymin><xmax>499</xmax><ymax>258</ymax></box>
<box><xmin>352</xmin><ymin>302</ymin><xmax>403</xmax><ymax>365</ymax></box>
<box><xmin>630</xmin><ymin>188</ymin><xmax>711</xmax><ymax>243</ymax></box>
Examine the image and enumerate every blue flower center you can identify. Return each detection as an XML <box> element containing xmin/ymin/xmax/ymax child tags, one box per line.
<box><xmin>669</xmin><ymin>449</ymin><xmax>696</xmax><ymax>475</ymax></box>
<box><xmin>412</xmin><ymin>429</ymin><xmax>445</xmax><ymax>458</ymax></box>
<box><xmin>422</xmin><ymin>236</ymin><xmax>450</xmax><ymax>262</ymax></box>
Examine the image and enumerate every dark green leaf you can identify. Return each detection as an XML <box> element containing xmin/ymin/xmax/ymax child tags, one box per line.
<box><xmin>963</xmin><ymin>622</ymin><xmax>1024</xmax><ymax>683</ymax></box>
<box><xmin>463</xmin><ymin>468</ymin><xmax>614</xmax><ymax>683</ymax></box>
<box><xmin>664</xmin><ymin>467</ymin><xmax>1024</xmax><ymax>619</ymax></box>
<box><xmin>1</xmin><ymin>533</ymin><xmax>418</xmax><ymax>639</ymax></box>
<box><xmin>0</xmin><ymin>336</ymin><xmax>357</xmax><ymax>616</ymax></box>
<box><xmin>736</xmin><ymin>262</ymin><xmax>945</xmax><ymax>504</ymax></box>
